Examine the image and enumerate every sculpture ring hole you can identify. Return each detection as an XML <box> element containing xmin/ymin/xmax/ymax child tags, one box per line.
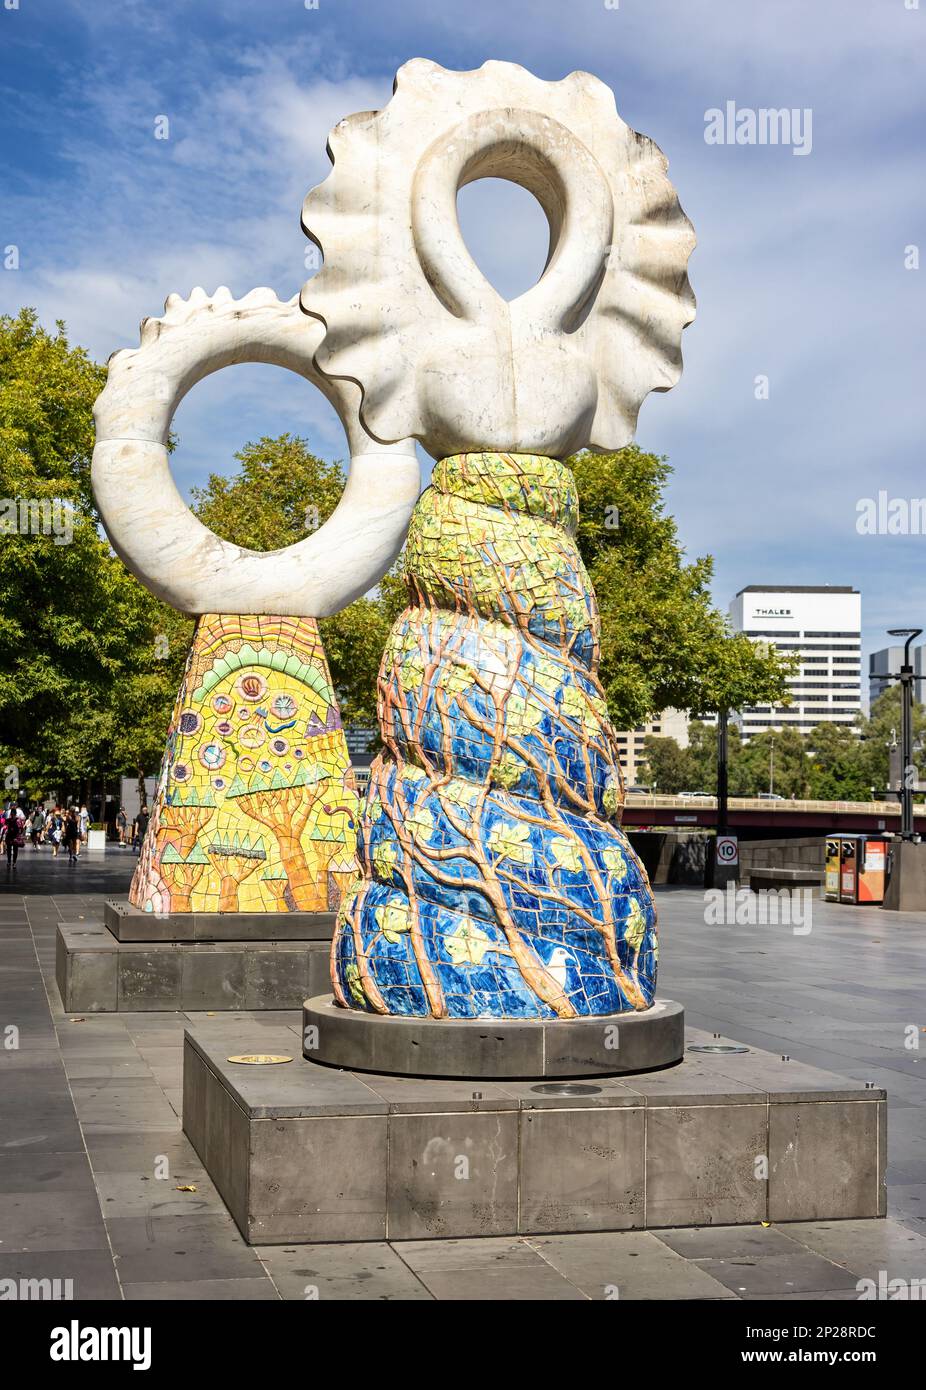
<box><xmin>412</xmin><ymin>109</ymin><xmax>614</xmax><ymax>331</ymax></box>
<box><xmin>455</xmin><ymin>177</ymin><xmax>551</xmax><ymax>303</ymax></box>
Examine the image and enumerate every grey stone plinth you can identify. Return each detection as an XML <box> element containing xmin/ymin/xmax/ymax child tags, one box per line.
<box><xmin>300</xmin><ymin>995</ymin><xmax>684</xmax><ymax>1079</ymax></box>
<box><xmin>104</xmin><ymin>899</ymin><xmax>335</xmax><ymax>942</ymax></box>
<box><xmin>182</xmin><ymin>1023</ymin><xmax>886</xmax><ymax>1244</ymax></box>
<box><xmin>56</xmin><ymin>923</ymin><xmax>331</xmax><ymax>1013</ymax></box>
<box><xmin>56</xmin><ymin>926</ymin><xmax>118</xmax><ymax>1013</ymax></box>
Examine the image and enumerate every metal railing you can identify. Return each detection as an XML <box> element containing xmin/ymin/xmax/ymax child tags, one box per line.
<box><xmin>621</xmin><ymin>794</ymin><xmax>920</xmax><ymax>816</ymax></box>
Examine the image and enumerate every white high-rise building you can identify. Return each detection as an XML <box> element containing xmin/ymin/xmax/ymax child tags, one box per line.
<box><xmin>729</xmin><ymin>586</ymin><xmax>861</xmax><ymax>739</ymax></box>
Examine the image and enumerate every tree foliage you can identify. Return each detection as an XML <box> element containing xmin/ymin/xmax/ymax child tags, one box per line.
<box><xmin>641</xmin><ymin>689</ymin><xmax>926</xmax><ymax>801</ymax></box>
<box><xmin>0</xmin><ymin>309</ymin><xmax>189</xmax><ymax>799</ymax></box>
<box><xmin>190</xmin><ymin>435</ymin><xmax>404</xmax><ymax>727</ymax></box>
<box><xmin>567</xmin><ymin>446</ymin><xmax>792</xmax><ymax>727</ymax></box>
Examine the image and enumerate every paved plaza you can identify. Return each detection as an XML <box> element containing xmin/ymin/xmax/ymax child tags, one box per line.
<box><xmin>2</xmin><ymin>851</ymin><xmax>925</xmax><ymax>1300</ymax></box>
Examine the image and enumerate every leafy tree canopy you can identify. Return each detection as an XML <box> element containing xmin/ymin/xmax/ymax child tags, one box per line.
<box><xmin>568</xmin><ymin>447</ymin><xmax>792</xmax><ymax>727</ymax></box>
<box><xmin>191</xmin><ymin>435</ymin><xmax>404</xmax><ymax>728</ymax></box>
<box><xmin>0</xmin><ymin>309</ymin><xmax>189</xmax><ymax>799</ymax></box>
<box><xmin>641</xmin><ymin>691</ymin><xmax>926</xmax><ymax>802</ymax></box>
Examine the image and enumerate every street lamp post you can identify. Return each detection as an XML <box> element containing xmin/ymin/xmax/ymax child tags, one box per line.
<box><xmin>706</xmin><ymin>707</ymin><xmax>732</xmax><ymax>890</ymax></box>
<box><xmin>717</xmin><ymin>708</ymin><xmax>729</xmax><ymax>836</ymax></box>
<box><xmin>769</xmin><ymin>733</ymin><xmax>775</xmax><ymax>797</ymax></box>
<box><xmin>886</xmin><ymin>627</ymin><xmax>923</xmax><ymax>842</ymax></box>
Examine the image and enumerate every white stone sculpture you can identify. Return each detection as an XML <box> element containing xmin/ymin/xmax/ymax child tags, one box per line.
<box><xmin>92</xmin><ymin>287</ymin><xmax>419</xmax><ymax>617</ymax></box>
<box><xmin>301</xmin><ymin>58</ymin><xmax>696</xmax><ymax>461</ymax></box>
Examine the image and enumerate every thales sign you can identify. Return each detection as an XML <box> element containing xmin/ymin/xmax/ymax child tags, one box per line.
<box><xmin>752</xmin><ymin>607</ymin><xmax>792</xmax><ymax>618</ymax></box>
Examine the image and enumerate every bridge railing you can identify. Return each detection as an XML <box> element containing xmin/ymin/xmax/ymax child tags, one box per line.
<box><xmin>621</xmin><ymin>795</ymin><xmax>922</xmax><ymax>817</ymax></box>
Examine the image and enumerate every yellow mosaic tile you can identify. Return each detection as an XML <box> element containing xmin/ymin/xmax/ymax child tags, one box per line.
<box><xmin>130</xmin><ymin>613</ymin><xmax>357</xmax><ymax>915</ymax></box>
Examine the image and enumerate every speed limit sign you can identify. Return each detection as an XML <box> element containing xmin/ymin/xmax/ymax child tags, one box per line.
<box><xmin>716</xmin><ymin>835</ymin><xmax>739</xmax><ymax>866</ymax></box>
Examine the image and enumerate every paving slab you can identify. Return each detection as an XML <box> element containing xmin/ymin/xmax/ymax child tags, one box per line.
<box><xmin>695</xmin><ymin>1250</ymin><xmax>861</xmax><ymax>1296</ymax></box>
<box><xmin>653</xmin><ymin>1223</ymin><xmax>806</xmax><ymax>1260</ymax></box>
<box><xmin>256</xmin><ymin>1242</ymin><xmax>433</xmax><ymax>1300</ymax></box>
<box><xmin>0</xmin><ymin>1249</ymin><xmax>121</xmax><ymax>1300</ymax></box>
<box><xmin>106</xmin><ymin>1213</ymin><xmax>268</xmax><ymax>1284</ymax></box>
<box><xmin>122</xmin><ymin>1277</ymin><xmax>280</xmax><ymax>1300</ymax></box>
<box><xmin>0</xmin><ymin>1191</ymin><xmax>111</xmax><ymax>1253</ymax></box>
<box><xmin>409</xmin><ymin>1262</ymin><xmax>587</xmax><ymax>1300</ymax></box>
<box><xmin>783</xmin><ymin>1217</ymin><xmax>926</xmax><ymax>1282</ymax></box>
<box><xmin>524</xmin><ymin>1231</ymin><xmax>739</xmax><ymax>1300</ymax></box>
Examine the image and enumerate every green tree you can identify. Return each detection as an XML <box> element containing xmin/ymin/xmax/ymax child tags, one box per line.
<box><xmin>806</xmin><ymin>721</ymin><xmax>873</xmax><ymax>801</ymax></box>
<box><xmin>686</xmin><ymin>718</ymin><xmax>745</xmax><ymax>791</ymax></box>
<box><xmin>734</xmin><ymin>727</ymin><xmax>809</xmax><ymax>798</ymax></box>
<box><xmin>640</xmin><ymin>719</ymin><xmax>742</xmax><ymax>795</ymax></box>
<box><xmin>567</xmin><ymin>446</ymin><xmax>793</xmax><ymax>727</ymax></box>
<box><xmin>191</xmin><ymin>435</ymin><xmax>404</xmax><ymax>727</ymax></box>
<box><xmin>857</xmin><ymin>685</ymin><xmax>926</xmax><ymax>800</ymax></box>
<box><xmin>0</xmin><ymin>309</ymin><xmax>188</xmax><ymax>801</ymax></box>
<box><xmin>639</xmin><ymin>735</ymin><xmax>696</xmax><ymax>793</ymax></box>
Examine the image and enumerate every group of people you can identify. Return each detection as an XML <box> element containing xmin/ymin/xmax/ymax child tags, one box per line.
<box><xmin>1</xmin><ymin>803</ymin><xmax>90</xmax><ymax>866</ymax></box>
<box><xmin>115</xmin><ymin>805</ymin><xmax>149</xmax><ymax>849</ymax></box>
<box><xmin>0</xmin><ymin>802</ymin><xmax>151</xmax><ymax>866</ymax></box>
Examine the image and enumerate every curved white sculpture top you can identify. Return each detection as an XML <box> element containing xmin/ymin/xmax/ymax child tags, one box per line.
<box><xmin>92</xmin><ymin>287</ymin><xmax>419</xmax><ymax>617</ymax></box>
<box><xmin>301</xmin><ymin>58</ymin><xmax>697</xmax><ymax>461</ymax></box>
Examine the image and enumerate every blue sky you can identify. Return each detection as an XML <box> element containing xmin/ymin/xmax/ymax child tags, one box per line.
<box><xmin>2</xmin><ymin>0</ymin><xmax>924</xmax><ymax>682</ymax></box>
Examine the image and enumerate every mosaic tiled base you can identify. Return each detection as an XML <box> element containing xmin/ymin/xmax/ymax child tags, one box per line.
<box><xmin>130</xmin><ymin>614</ymin><xmax>358</xmax><ymax>915</ymax></box>
<box><xmin>333</xmin><ymin>453</ymin><xmax>658</xmax><ymax>1019</ymax></box>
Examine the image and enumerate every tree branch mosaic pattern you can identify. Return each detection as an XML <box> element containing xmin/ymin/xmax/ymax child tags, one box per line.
<box><xmin>131</xmin><ymin>614</ymin><xmax>357</xmax><ymax>914</ymax></box>
<box><xmin>333</xmin><ymin>453</ymin><xmax>658</xmax><ymax>1018</ymax></box>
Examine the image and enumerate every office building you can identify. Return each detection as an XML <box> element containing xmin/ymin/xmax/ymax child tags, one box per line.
<box><xmin>729</xmin><ymin>585</ymin><xmax>861</xmax><ymax>739</ymax></box>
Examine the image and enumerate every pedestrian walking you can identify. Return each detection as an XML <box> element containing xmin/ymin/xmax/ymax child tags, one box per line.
<box><xmin>62</xmin><ymin>809</ymin><xmax>80</xmax><ymax>865</ymax></box>
<box><xmin>48</xmin><ymin>807</ymin><xmax>63</xmax><ymax>858</ymax></box>
<box><xmin>116</xmin><ymin>806</ymin><xmax>128</xmax><ymax>845</ymax></box>
<box><xmin>134</xmin><ymin>806</ymin><xmax>149</xmax><ymax>852</ymax></box>
<box><xmin>30</xmin><ymin>805</ymin><xmax>45</xmax><ymax>849</ymax></box>
<box><xmin>4</xmin><ymin>805</ymin><xmax>25</xmax><ymax>868</ymax></box>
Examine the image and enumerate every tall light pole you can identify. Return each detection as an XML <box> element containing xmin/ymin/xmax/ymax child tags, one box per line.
<box><xmin>886</xmin><ymin>627</ymin><xmax>923</xmax><ymax>842</ymax></box>
<box><xmin>769</xmin><ymin>733</ymin><xmax>775</xmax><ymax>796</ymax></box>
<box><xmin>707</xmin><ymin>706</ymin><xmax>731</xmax><ymax>889</ymax></box>
<box><xmin>717</xmin><ymin>708</ymin><xmax>729</xmax><ymax>836</ymax></box>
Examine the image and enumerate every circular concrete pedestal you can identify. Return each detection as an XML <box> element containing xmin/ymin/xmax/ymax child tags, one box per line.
<box><xmin>302</xmin><ymin>995</ymin><xmax>684</xmax><ymax>1079</ymax></box>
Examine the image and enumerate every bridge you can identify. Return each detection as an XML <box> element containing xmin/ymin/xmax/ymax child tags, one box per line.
<box><xmin>618</xmin><ymin>795</ymin><xmax>922</xmax><ymax>835</ymax></box>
